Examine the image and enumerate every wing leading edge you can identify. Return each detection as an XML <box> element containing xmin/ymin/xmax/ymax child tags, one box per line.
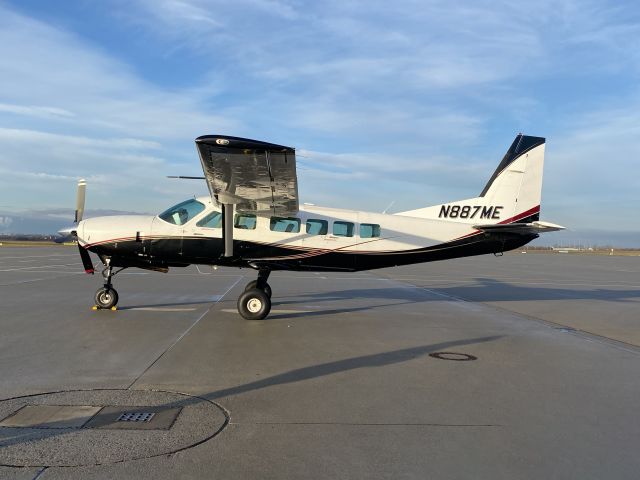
<box><xmin>196</xmin><ymin>135</ymin><xmax>299</xmax><ymax>216</ymax></box>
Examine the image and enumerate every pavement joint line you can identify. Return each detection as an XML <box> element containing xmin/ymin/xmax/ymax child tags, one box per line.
<box><xmin>126</xmin><ymin>307</ymin><xmax>198</xmax><ymax>312</ymax></box>
<box><xmin>220</xmin><ymin>308</ymin><xmax>309</xmax><ymax>314</ymax></box>
<box><xmin>376</xmin><ymin>274</ymin><xmax>640</xmax><ymax>355</ymax></box>
<box><xmin>229</xmin><ymin>422</ymin><xmax>502</xmax><ymax>427</ymax></box>
<box><xmin>0</xmin><ymin>254</ymin><xmax>77</xmax><ymax>260</ymax></box>
<box><xmin>0</xmin><ymin>274</ymin><xmax>85</xmax><ymax>287</ymax></box>
<box><xmin>126</xmin><ymin>275</ymin><xmax>245</xmax><ymax>390</ymax></box>
<box><xmin>0</xmin><ymin>263</ymin><xmax>82</xmax><ymax>272</ymax></box>
<box><xmin>160</xmin><ymin>273</ymin><xmax>252</xmax><ymax>277</ymax></box>
<box><xmin>30</xmin><ymin>466</ymin><xmax>48</xmax><ymax>480</ymax></box>
<box><xmin>467</xmin><ymin>299</ymin><xmax>640</xmax><ymax>355</ymax></box>
<box><xmin>385</xmin><ymin>277</ymin><xmax>640</xmax><ymax>289</ymax></box>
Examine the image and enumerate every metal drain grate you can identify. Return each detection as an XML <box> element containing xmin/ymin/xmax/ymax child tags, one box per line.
<box><xmin>117</xmin><ymin>412</ymin><xmax>155</xmax><ymax>422</ymax></box>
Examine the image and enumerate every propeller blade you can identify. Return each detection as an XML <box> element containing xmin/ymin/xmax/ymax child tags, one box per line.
<box><xmin>74</xmin><ymin>178</ymin><xmax>86</xmax><ymax>223</ymax></box>
<box><xmin>57</xmin><ymin>226</ymin><xmax>75</xmax><ymax>236</ymax></box>
<box><xmin>78</xmin><ymin>244</ymin><xmax>94</xmax><ymax>274</ymax></box>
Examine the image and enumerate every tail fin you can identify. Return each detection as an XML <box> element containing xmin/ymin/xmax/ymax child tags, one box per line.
<box><xmin>397</xmin><ymin>134</ymin><xmax>546</xmax><ymax>224</ymax></box>
<box><xmin>479</xmin><ymin>134</ymin><xmax>545</xmax><ymax>220</ymax></box>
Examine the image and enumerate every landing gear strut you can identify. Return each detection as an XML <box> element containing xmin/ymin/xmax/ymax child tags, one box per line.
<box><xmin>238</xmin><ymin>269</ymin><xmax>272</xmax><ymax>320</ymax></box>
<box><xmin>94</xmin><ymin>260</ymin><xmax>126</xmax><ymax>309</ymax></box>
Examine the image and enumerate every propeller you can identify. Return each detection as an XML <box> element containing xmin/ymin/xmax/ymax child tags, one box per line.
<box><xmin>57</xmin><ymin>178</ymin><xmax>94</xmax><ymax>273</ymax></box>
<box><xmin>78</xmin><ymin>242</ymin><xmax>94</xmax><ymax>274</ymax></box>
<box><xmin>56</xmin><ymin>178</ymin><xmax>86</xmax><ymax>240</ymax></box>
<box><xmin>74</xmin><ymin>178</ymin><xmax>86</xmax><ymax>223</ymax></box>
<box><xmin>74</xmin><ymin>178</ymin><xmax>94</xmax><ymax>274</ymax></box>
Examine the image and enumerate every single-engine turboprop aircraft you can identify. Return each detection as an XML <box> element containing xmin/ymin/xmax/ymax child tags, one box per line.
<box><xmin>71</xmin><ymin>134</ymin><xmax>564</xmax><ymax>319</ymax></box>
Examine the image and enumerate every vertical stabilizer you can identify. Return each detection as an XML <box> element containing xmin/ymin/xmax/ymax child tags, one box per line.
<box><xmin>397</xmin><ymin>134</ymin><xmax>546</xmax><ymax>224</ymax></box>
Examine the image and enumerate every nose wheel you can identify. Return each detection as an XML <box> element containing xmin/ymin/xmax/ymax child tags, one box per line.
<box><xmin>238</xmin><ymin>269</ymin><xmax>272</xmax><ymax>320</ymax></box>
<box><xmin>95</xmin><ymin>286</ymin><xmax>119</xmax><ymax>309</ymax></box>
<box><xmin>93</xmin><ymin>262</ymin><xmax>125</xmax><ymax>310</ymax></box>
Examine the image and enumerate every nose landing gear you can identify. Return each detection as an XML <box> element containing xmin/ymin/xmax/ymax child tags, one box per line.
<box><xmin>94</xmin><ymin>261</ymin><xmax>126</xmax><ymax>310</ymax></box>
<box><xmin>238</xmin><ymin>269</ymin><xmax>272</xmax><ymax>320</ymax></box>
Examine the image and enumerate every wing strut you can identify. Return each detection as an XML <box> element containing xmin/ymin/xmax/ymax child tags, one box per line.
<box><xmin>222</xmin><ymin>203</ymin><xmax>234</xmax><ymax>257</ymax></box>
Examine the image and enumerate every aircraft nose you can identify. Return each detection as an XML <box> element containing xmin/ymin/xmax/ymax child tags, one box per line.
<box><xmin>76</xmin><ymin>219</ymin><xmax>86</xmax><ymax>244</ymax></box>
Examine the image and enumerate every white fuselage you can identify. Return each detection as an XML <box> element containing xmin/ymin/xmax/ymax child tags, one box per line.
<box><xmin>77</xmin><ymin>197</ymin><xmax>483</xmax><ymax>255</ymax></box>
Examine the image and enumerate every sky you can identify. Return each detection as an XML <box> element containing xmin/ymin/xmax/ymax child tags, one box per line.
<box><xmin>0</xmin><ymin>0</ymin><xmax>639</xmax><ymax>246</ymax></box>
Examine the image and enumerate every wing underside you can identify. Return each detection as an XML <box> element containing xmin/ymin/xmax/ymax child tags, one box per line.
<box><xmin>196</xmin><ymin>135</ymin><xmax>299</xmax><ymax>216</ymax></box>
<box><xmin>473</xmin><ymin>221</ymin><xmax>565</xmax><ymax>235</ymax></box>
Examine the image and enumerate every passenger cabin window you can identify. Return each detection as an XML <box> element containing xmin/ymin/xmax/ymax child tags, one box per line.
<box><xmin>234</xmin><ymin>214</ymin><xmax>256</xmax><ymax>230</ymax></box>
<box><xmin>270</xmin><ymin>217</ymin><xmax>301</xmax><ymax>233</ymax></box>
<box><xmin>360</xmin><ymin>223</ymin><xmax>381</xmax><ymax>238</ymax></box>
<box><xmin>196</xmin><ymin>211</ymin><xmax>222</xmax><ymax>228</ymax></box>
<box><xmin>159</xmin><ymin>199</ymin><xmax>205</xmax><ymax>226</ymax></box>
<box><xmin>333</xmin><ymin>221</ymin><xmax>354</xmax><ymax>237</ymax></box>
<box><xmin>306</xmin><ymin>219</ymin><xmax>328</xmax><ymax>235</ymax></box>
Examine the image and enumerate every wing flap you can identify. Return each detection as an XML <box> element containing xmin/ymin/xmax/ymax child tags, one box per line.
<box><xmin>196</xmin><ymin>135</ymin><xmax>298</xmax><ymax>216</ymax></box>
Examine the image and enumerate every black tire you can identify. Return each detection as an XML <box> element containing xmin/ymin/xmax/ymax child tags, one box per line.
<box><xmin>244</xmin><ymin>280</ymin><xmax>272</xmax><ymax>298</ymax></box>
<box><xmin>244</xmin><ymin>280</ymin><xmax>258</xmax><ymax>291</ymax></box>
<box><xmin>237</xmin><ymin>288</ymin><xmax>271</xmax><ymax>320</ymax></box>
<box><xmin>95</xmin><ymin>287</ymin><xmax>118</xmax><ymax>309</ymax></box>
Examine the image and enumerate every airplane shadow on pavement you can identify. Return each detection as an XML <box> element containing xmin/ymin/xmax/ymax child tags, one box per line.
<box><xmin>0</xmin><ymin>335</ymin><xmax>501</xmax><ymax>453</ymax></box>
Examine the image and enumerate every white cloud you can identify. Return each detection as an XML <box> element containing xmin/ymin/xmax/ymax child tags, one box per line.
<box><xmin>0</xmin><ymin>5</ymin><xmax>237</xmax><ymax>140</ymax></box>
<box><xmin>0</xmin><ymin>128</ymin><xmax>162</xmax><ymax>150</ymax></box>
<box><xmin>0</xmin><ymin>4</ymin><xmax>229</xmax><ymax>213</ymax></box>
<box><xmin>0</xmin><ymin>103</ymin><xmax>75</xmax><ymax>119</ymax></box>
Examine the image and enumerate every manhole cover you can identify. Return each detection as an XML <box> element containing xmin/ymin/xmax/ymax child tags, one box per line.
<box><xmin>0</xmin><ymin>389</ymin><xmax>227</xmax><ymax>467</ymax></box>
<box><xmin>429</xmin><ymin>352</ymin><xmax>477</xmax><ymax>361</ymax></box>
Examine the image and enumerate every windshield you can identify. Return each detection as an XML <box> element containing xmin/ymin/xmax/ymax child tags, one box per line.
<box><xmin>158</xmin><ymin>199</ymin><xmax>205</xmax><ymax>226</ymax></box>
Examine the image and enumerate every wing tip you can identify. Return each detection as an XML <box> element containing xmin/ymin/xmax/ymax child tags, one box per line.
<box><xmin>196</xmin><ymin>134</ymin><xmax>294</xmax><ymax>151</ymax></box>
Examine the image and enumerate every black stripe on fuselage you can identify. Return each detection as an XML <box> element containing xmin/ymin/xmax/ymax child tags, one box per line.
<box><xmin>90</xmin><ymin>233</ymin><xmax>538</xmax><ymax>272</ymax></box>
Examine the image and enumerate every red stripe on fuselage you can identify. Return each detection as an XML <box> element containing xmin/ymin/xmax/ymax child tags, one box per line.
<box><xmin>453</xmin><ymin>205</ymin><xmax>541</xmax><ymax>241</ymax></box>
<box><xmin>498</xmin><ymin>205</ymin><xmax>540</xmax><ymax>224</ymax></box>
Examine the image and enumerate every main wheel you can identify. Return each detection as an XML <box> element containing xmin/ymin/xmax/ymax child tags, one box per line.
<box><xmin>237</xmin><ymin>288</ymin><xmax>271</xmax><ymax>320</ymax></box>
<box><xmin>95</xmin><ymin>287</ymin><xmax>118</xmax><ymax>309</ymax></box>
<box><xmin>244</xmin><ymin>280</ymin><xmax>272</xmax><ymax>298</ymax></box>
<box><xmin>244</xmin><ymin>280</ymin><xmax>258</xmax><ymax>291</ymax></box>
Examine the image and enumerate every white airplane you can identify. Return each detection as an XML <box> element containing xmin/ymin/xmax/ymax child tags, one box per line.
<box><xmin>72</xmin><ymin>134</ymin><xmax>564</xmax><ymax>319</ymax></box>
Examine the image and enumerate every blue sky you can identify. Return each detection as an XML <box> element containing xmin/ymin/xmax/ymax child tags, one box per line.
<box><xmin>0</xmin><ymin>0</ymin><xmax>639</xmax><ymax>244</ymax></box>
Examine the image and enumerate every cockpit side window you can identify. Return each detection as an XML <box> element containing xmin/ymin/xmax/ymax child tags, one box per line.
<box><xmin>196</xmin><ymin>210</ymin><xmax>222</xmax><ymax>228</ymax></box>
<box><xmin>159</xmin><ymin>199</ymin><xmax>205</xmax><ymax>226</ymax></box>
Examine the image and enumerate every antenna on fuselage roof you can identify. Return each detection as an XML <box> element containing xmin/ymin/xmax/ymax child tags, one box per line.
<box><xmin>382</xmin><ymin>200</ymin><xmax>395</xmax><ymax>214</ymax></box>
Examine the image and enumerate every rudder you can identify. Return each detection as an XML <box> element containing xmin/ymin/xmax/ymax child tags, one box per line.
<box><xmin>397</xmin><ymin>134</ymin><xmax>546</xmax><ymax>224</ymax></box>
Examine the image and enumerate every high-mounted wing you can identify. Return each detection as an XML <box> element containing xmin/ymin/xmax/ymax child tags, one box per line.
<box><xmin>196</xmin><ymin>135</ymin><xmax>298</xmax><ymax>216</ymax></box>
<box><xmin>473</xmin><ymin>221</ymin><xmax>565</xmax><ymax>235</ymax></box>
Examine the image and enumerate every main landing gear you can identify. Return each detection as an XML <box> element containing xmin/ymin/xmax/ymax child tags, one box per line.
<box><xmin>237</xmin><ymin>269</ymin><xmax>272</xmax><ymax>320</ymax></box>
<box><xmin>94</xmin><ymin>261</ymin><xmax>126</xmax><ymax>310</ymax></box>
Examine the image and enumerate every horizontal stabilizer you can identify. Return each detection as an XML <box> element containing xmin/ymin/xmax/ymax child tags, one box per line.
<box><xmin>473</xmin><ymin>221</ymin><xmax>565</xmax><ymax>235</ymax></box>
